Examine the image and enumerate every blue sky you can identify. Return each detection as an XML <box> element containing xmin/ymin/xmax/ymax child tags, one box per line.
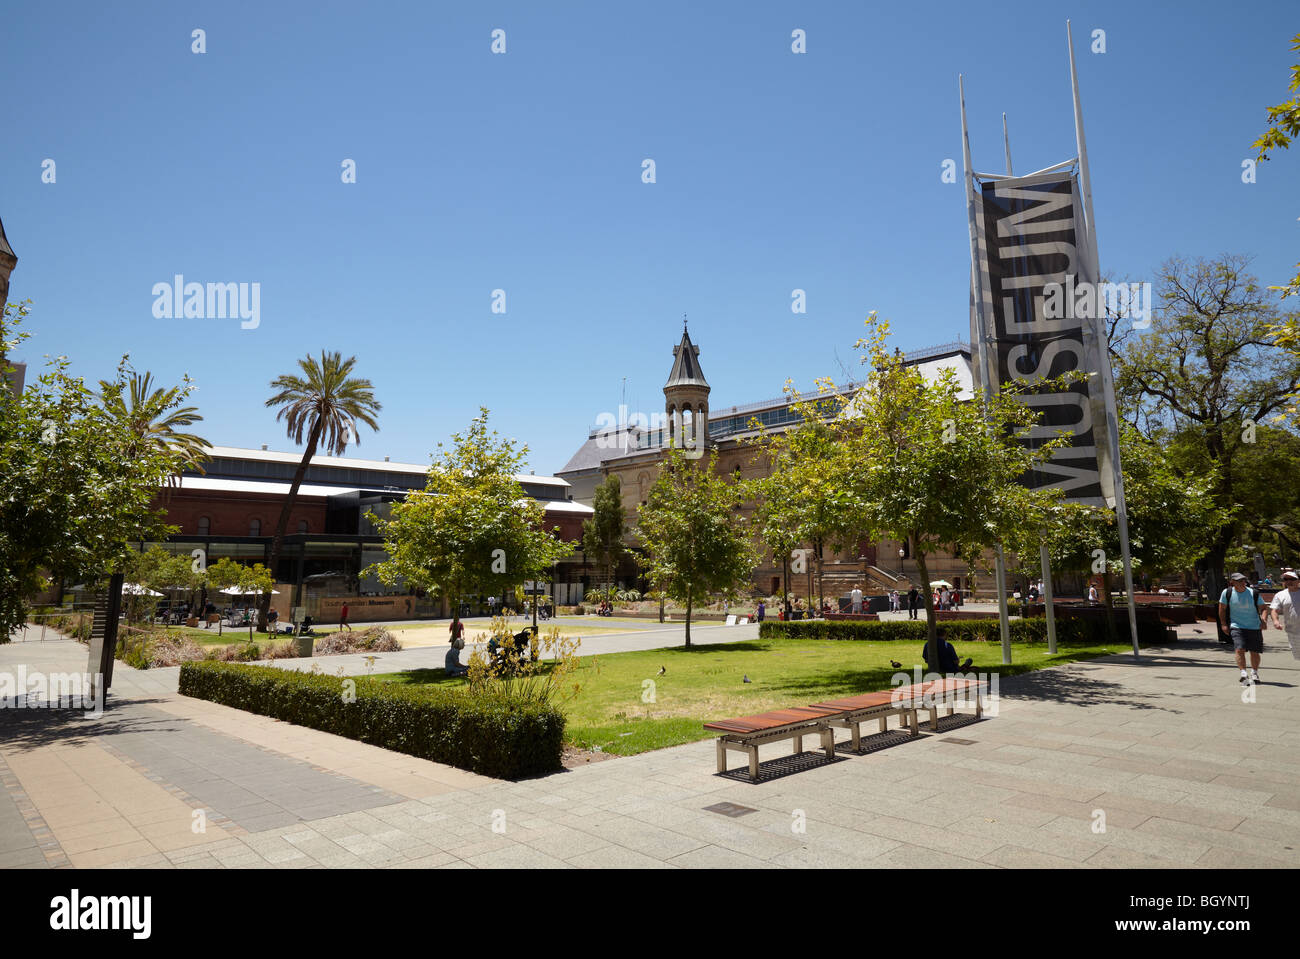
<box><xmin>4</xmin><ymin>0</ymin><xmax>1298</xmax><ymax>474</ymax></box>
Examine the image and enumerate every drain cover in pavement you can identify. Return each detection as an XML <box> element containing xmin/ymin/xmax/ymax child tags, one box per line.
<box><xmin>704</xmin><ymin>801</ymin><xmax>758</xmax><ymax>818</ymax></box>
<box><xmin>940</xmin><ymin>738</ymin><xmax>977</xmax><ymax>745</ymax></box>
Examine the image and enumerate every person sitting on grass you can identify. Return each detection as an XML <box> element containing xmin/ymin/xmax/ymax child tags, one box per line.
<box><xmin>444</xmin><ymin>637</ymin><xmax>468</xmax><ymax>677</ymax></box>
<box><xmin>921</xmin><ymin>629</ymin><xmax>974</xmax><ymax>673</ymax></box>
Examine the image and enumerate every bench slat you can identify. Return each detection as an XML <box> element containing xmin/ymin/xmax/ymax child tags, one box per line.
<box><xmin>703</xmin><ymin>705</ymin><xmax>840</xmax><ymax>734</ymax></box>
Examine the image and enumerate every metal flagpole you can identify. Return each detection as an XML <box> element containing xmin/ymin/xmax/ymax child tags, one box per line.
<box><xmin>1002</xmin><ymin>112</ymin><xmax>1060</xmax><ymax>654</ymax></box>
<box><xmin>1067</xmin><ymin>20</ymin><xmax>1140</xmax><ymax>658</ymax></box>
<box><xmin>961</xmin><ymin>74</ymin><xmax>1012</xmax><ymax>665</ymax></box>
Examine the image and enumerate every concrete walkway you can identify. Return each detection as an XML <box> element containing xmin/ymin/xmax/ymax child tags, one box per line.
<box><xmin>4</xmin><ymin>624</ymin><xmax>1300</xmax><ymax>868</ymax></box>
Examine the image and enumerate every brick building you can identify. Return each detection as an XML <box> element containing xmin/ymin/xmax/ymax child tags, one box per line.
<box><xmin>143</xmin><ymin>446</ymin><xmax>593</xmax><ymax>621</ymax></box>
<box><xmin>558</xmin><ymin>326</ymin><xmax>985</xmax><ymax>603</ymax></box>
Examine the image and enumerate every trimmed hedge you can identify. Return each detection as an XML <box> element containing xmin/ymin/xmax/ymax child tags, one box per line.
<box><xmin>179</xmin><ymin>662</ymin><xmax>565</xmax><ymax>780</ymax></box>
<box><xmin>758</xmin><ymin>616</ymin><xmax>1169</xmax><ymax>645</ymax></box>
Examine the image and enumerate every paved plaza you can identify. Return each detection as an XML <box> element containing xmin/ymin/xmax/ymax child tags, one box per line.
<box><xmin>3</xmin><ymin>623</ymin><xmax>1300</xmax><ymax>869</ymax></box>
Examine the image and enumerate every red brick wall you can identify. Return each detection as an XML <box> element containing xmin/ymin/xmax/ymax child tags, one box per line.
<box><xmin>544</xmin><ymin>510</ymin><xmax>585</xmax><ymax>544</ymax></box>
<box><xmin>156</xmin><ymin>489</ymin><xmax>328</xmax><ymax>537</ymax></box>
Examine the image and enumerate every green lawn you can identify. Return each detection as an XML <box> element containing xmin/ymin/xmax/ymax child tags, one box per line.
<box><xmin>374</xmin><ymin>636</ymin><xmax>1140</xmax><ymax>756</ymax></box>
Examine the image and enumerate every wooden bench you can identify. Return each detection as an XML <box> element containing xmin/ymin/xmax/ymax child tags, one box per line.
<box><xmin>704</xmin><ymin>706</ymin><xmax>841</xmax><ymax>782</ymax></box>
<box><xmin>810</xmin><ymin>690</ymin><xmax>920</xmax><ymax>753</ymax></box>
<box><xmin>910</xmin><ymin>677</ymin><xmax>987</xmax><ymax>730</ymax></box>
<box><xmin>704</xmin><ymin>678</ymin><xmax>991</xmax><ymax>782</ymax></box>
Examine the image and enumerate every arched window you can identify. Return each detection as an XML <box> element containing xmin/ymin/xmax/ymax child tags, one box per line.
<box><xmin>248</xmin><ymin>518</ymin><xmax>261</xmax><ymax>537</ymax></box>
<box><xmin>197</xmin><ymin>516</ymin><xmax>210</xmax><ymax>535</ymax></box>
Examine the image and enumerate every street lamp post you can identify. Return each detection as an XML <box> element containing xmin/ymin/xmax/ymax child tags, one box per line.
<box><xmin>898</xmin><ymin>547</ymin><xmax>905</xmax><ymax>578</ymax></box>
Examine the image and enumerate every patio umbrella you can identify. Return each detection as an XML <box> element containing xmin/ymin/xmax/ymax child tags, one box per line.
<box><xmin>929</xmin><ymin>580</ymin><xmax>953</xmax><ymax>589</ymax></box>
<box><xmin>219</xmin><ymin>586</ymin><xmax>280</xmax><ymax>595</ymax></box>
<box><xmin>122</xmin><ymin>583</ymin><xmax>164</xmax><ymax>597</ymax></box>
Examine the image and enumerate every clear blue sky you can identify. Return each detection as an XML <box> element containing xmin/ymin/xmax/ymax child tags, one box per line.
<box><xmin>4</xmin><ymin>0</ymin><xmax>1297</xmax><ymax>474</ymax></box>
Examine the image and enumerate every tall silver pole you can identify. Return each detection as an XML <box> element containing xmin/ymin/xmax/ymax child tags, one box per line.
<box><xmin>1002</xmin><ymin>113</ymin><xmax>1013</xmax><ymax>179</ymax></box>
<box><xmin>961</xmin><ymin>75</ymin><xmax>1012</xmax><ymax>665</ymax></box>
<box><xmin>1068</xmin><ymin>20</ymin><xmax>1139</xmax><ymax>658</ymax></box>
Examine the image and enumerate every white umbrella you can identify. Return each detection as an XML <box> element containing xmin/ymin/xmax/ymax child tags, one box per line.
<box><xmin>122</xmin><ymin>583</ymin><xmax>164</xmax><ymax>597</ymax></box>
<box><xmin>929</xmin><ymin>580</ymin><xmax>953</xmax><ymax>589</ymax></box>
<box><xmin>219</xmin><ymin>586</ymin><xmax>279</xmax><ymax>595</ymax></box>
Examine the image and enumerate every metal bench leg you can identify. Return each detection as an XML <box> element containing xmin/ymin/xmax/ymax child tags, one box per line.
<box><xmin>748</xmin><ymin>745</ymin><xmax>760</xmax><ymax>783</ymax></box>
<box><xmin>909</xmin><ymin>708</ymin><xmax>919</xmax><ymax>736</ymax></box>
<box><xmin>821</xmin><ymin>726</ymin><xmax>834</xmax><ymax>760</ymax></box>
<box><xmin>716</xmin><ymin>737</ymin><xmax>727</xmax><ymax>774</ymax></box>
<box><xmin>850</xmin><ymin>722</ymin><xmax>861</xmax><ymax>753</ymax></box>
<box><xmin>793</xmin><ymin>733</ymin><xmax>803</xmax><ymax>755</ymax></box>
<box><xmin>878</xmin><ymin>716</ymin><xmax>888</xmax><ymax>735</ymax></box>
<box><xmin>928</xmin><ymin>707</ymin><xmax>938</xmax><ymax>731</ymax></box>
<box><xmin>976</xmin><ymin>690</ymin><xmax>983</xmax><ymax>719</ymax></box>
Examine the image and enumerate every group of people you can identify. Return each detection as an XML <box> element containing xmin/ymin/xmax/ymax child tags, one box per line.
<box><xmin>1220</xmin><ymin>569</ymin><xmax>1300</xmax><ymax>685</ymax></box>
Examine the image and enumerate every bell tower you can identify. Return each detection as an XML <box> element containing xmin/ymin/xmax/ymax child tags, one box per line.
<box><xmin>663</xmin><ymin>320</ymin><xmax>710</xmax><ymax>453</ymax></box>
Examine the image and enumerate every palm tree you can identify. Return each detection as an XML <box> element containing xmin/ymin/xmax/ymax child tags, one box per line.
<box><xmin>99</xmin><ymin>371</ymin><xmax>212</xmax><ymax>478</ymax></box>
<box><xmin>258</xmin><ymin>351</ymin><xmax>381</xmax><ymax>630</ymax></box>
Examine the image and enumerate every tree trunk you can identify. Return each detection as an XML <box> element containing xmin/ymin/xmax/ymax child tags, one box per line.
<box><xmin>1101</xmin><ymin>570</ymin><xmax>1118</xmax><ymax>643</ymax></box>
<box><xmin>915</xmin><ymin>547</ymin><xmax>939</xmax><ymax>670</ymax></box>
<box><xmin>816</xmin><ymin>539</ymin><xmax>824</xmax><ymax>618</ymax></box>
<box><xmin>259</xmin><ymin>421</ymin><xmax>322</xmax><ymax>630</ymax></box>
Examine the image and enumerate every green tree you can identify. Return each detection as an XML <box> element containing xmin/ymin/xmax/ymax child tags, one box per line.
<box><xmin>1252</xmin><ymin>31</ymin><xmax>1300</xmax><ymax>298</ymax></box>
<box><xmin>260</xmin><ymin>351</ymin><xmax>381</xmax><ymax>630</ymax></box>
<box><xmin>370</xmin><ymin>409</ymin><xmax>571</xmax><ymax>614</ymax></box>
<box><xmin>99</xmin><ymin>371</ymin><xmax>212</xmax><ymax>474</ymax></box>
<box><xmin>1025</xmin><ymin>425</ymin><xmax>1217</xmax><ymax>603</ymax></box>
<box><xmin>841</xmin><ymin>315</ymin><xmax>1066</xmax><ymax>666</ymax></box>
<box><xmin>636</xmin><ymin>448</ymin><xmax>757</xmax><ymax>647</ymax></box>
<box><xmin>582</xmin><ymin>474</ymin><xmax>627</xmax><ymax>607</ymax></box>
<box><xmin>1112</xmin><ymin>256</ymin><xmax>1300</xmax><ymax>601</ymax></box>
<box><xmin>1</xmin><ymin>303</ymin><xmax>191</xmax><ymax>640</ymax></box>
<box><xmin>207</xmin><ymin>557</ymin><xmax>274</xmax><ymax>639</ymax></box>
<box><xmin>747</xmin><ymin>380</ymin><xmax>862</xmax><ymax>613</ymax></box>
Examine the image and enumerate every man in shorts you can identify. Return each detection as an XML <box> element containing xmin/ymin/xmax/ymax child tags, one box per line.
<box><xmin>1270</xmin><ymin>570</ymin><xmax>1300</xmax><ymax>661</ymax></box>
<box><xmin>1220</xmin><ymin>572</ymin><xmax>1266</xmax><ymax>684</ymax></box>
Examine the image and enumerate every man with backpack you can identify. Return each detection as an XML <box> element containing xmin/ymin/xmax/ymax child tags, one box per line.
<box><xmin>1220</xmin><ymin>572</ymin><xmax>1267</xmax><ymax>684</ymax></box>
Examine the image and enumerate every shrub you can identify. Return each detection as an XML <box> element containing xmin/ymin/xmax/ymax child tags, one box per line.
<box><xmin>216</xmin><ymin>642</ymin><xmax>264</xmax><ymax>662</ymax></box>
<box><xmin>759</xmin><ymin>616</ymin><xmax>1168</xmax><ymax>645</ymax></box>
<box><xmin>146</xmin><ymin>634</ymin><xmax>208</xmax><ymax>667</ymax></box>
<box><xmin>313</xmin><ymin>626</ymin><xmax>402</xmax><ymax>656</ymax></box>
<box><xmin>178</xmin><ymin>662</ymin><xmax>565</xmax><ymax>779</ymax></box>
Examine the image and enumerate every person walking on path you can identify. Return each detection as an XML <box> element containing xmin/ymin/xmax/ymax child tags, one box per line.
<box><xmin>449</xmin><ymin>615</ymin><xmax>465</xmax><ymax>644</ymax></box>
<box><xmin>1270</xmin><ymin>570</ymin><xmax>1300</xmax><ymax>661</ymax></box>
<box><xmin>1220</xmin><ymin>572</ymin><xmax>1267</xmax><ymax>684</ymax></box>
<box><xmin>756</xmin><ymin>600</ymin><xmax>766</xmax><ymax>623</ymax></box>
<box><xmin>339</xmin><ymin>603</ymin><xmax>352</xmax><ymax>632</ymax></box>
<box><xmin>889</xmin><ymin>589</ymin><xmax>899</xmax><ymax>612</ymax></box>
<box><xmin>851</xmin><ymin>585</ymin><xmax>863</xmax><ymax>614</ymax></box>
<box><xmin>907</xmin><ymin>586</ymin><xmax>919</xmax><ymax>620</ymax></box>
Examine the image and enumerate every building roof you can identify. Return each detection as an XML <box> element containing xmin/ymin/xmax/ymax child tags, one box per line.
<box><xmin>664</xmin><ymin>328</ymin><xmax>710</xmax><ymax>391</ymax></box>
<box><xmin>201</xmin><ymin>445</ymin><xmax>570</xmax><ymax>488</ymax></box>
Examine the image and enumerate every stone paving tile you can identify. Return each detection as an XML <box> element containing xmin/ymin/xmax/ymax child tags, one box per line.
<box><xmin>665</xmin><ymin>844</ymin><xmax>776</xmax><ymax>868</ymax></box>
<box><xmin>981</xmin><ymin>844</ymin><xmax>1086</xmax><ymax>868</ymax></box>
<box><xmin>1137</xmin><ymin>816</ymin><xmax>1300</xmax><ymax>865</ymax></box>
<box><xmin>564</xmin><ymin>844</ymin><xmax>677</xmax><ymax>868</ymax></box>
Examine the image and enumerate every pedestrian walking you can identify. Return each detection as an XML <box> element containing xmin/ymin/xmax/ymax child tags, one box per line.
<box><xmin>339</xmin><ymin>603</ymin><xmax>352</xmax><ymax>632</ymax></box>
<box><xmin>851</xmin><ymin>584</ymin><xmax>863</xmax><ymax>614</ymax></box>
<box><xmin>1220</xmin><ymin>572</ymin><xmax>1267</xmax><ymax>684</ymax></box>
<box><xmin>756</xmin><ymin>600</ymin><xmax>766</xmax><ymax>623</ymax></box>
<box><xmin>1269</xmin><ymin>570</ymin><xmax>1300</xmax><ymax>661</ymax></box>
<box><xmin>907</xmin><ymin>586</ymin><xmax>919</xmax><ymax>620</ymax></box>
